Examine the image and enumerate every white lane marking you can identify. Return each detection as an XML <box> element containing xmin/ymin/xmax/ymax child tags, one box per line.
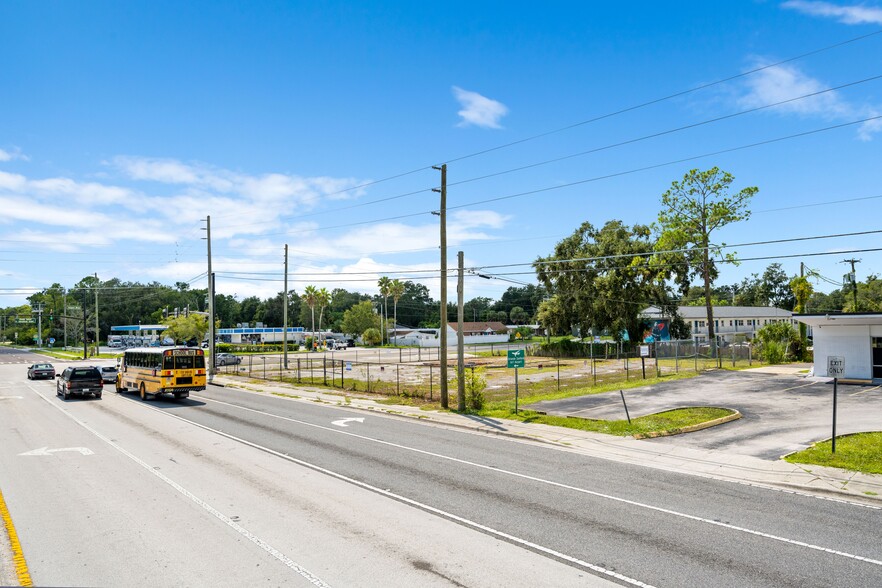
<box><xmin>781</xmin><ymin>382</ymin><xmax>821</xmax><ymax>393</ymax></box>
<box><xmin>33</xmin><ymin>391</ymin><xmax>331</xmax><ymax>587</ymax></box>
<box><xmin>331</xmin><ymin>417</ymin><xmax>364</xmax><ymax>427</ymax></box>
<box><xmin>851</xmin><ymin>385</ymin><xmax>882</xmax><ymax>396</ymax></box>
<box><xmin>0</xmin><ymin>396</ymin><xmax>23</xmax><ymax>400</ymax></box>
<box><xmin>193</xmin><ymin>394</ymin><xmax>882</xmax><ymax>568</ymax></box>
<box><xmin>132</xmin><ymin>395</ymin><xmax>653</xmax><ymax>588</ymax></box>
<box><xmin>19</xmin><ymin>446</ymin><xmax>93</xmax><ymax>456</ymax></box>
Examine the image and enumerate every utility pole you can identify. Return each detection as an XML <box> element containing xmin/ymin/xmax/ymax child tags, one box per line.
<box><xmin>63</xmin><ymin>287</ymin><xmax>67</xmax><ymax>349</ymax></box>
<box><xmin>842</xmin><ymin>258</ymin><xmax>860</xmax><ymax>312</ymax></box>
<box><xmin>94</xmin><ymin>273</ymin><xmax>99</xmax><ymax>355</ymax></box>
<box><xmin>82</xmin><ymin>289</ymin><xmax>87</xmax><ymax>360</ymax></box>
<box><xmin>432</xmin><ymin>164</ymin><xmax>448</xmax><ymax>409</ymax></box>
<box><xmin>457</xmin><ymin>251</ymin><xmax>465</xmax><ymax>411</ymax></box>
<box><xmin>204</xmin><ymin>216</ymin><xmax>215</xmax><ymax>381</ymax></box>
<box><xmin>35</xmin><ymin>304</ymin><xmax>43</xmax><ymax>348</ymax></box>
<box><xmin>283</xmin><ymin>244</ymin><xmax>289</xmax><ymax>370</ymax></box>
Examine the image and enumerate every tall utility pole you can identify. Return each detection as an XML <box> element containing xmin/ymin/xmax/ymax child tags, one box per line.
<box><xmin>34</xmin><ymin>304</ymin><xmax>43</xmax><ymax>347</ymax></box>
<box><xmin>842</xmin><ymin>258</ymin><xmax>860</xmax><ymax>311</ymax></box>
<box><xmin>457</xmin><ymin>251</ymin><xmax>465</xmax><ymax>411</ymax></box>
<box><xmin>94</xmin><ymin>273</ymin><xmax>99</xmax><ymax>354</ymax></box>
<box><xmin>432</xmin><ymin>164</ymin><xmax>448</xmax><ymax>409</ymax></box>
<box><xmin>283</xmin><ymin>244</ymin><xmax>289</xmax><ymax>369</ymax></box>
<box><xmin>82</xmin><ymin>289</ymin><xmax>87</xmax><ymax>360</ymax></box>
<box><xmin>204</xmin><ymin>216</ymin><xmax>215</xmax><ymax>381</ymax></box>
<box><xmin>63</xmin><ymin>287</ymin><xmax>67</xmax><ymax>349</ymax></box>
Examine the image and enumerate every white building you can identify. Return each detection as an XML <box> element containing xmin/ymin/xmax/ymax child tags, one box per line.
<box><xmin>392</xmin><ymin>321</ymin><xmax>510</xmax><ymax>347</ymax></box>
<box><xmin>642</xmin><ymin>305</ymin><xmax>797</xmax><ymax>342</ymax></box>
<box><xmin>794</xmin><ymin>313</ymin><xmax>882</xmax><ymax>381</ymax></box>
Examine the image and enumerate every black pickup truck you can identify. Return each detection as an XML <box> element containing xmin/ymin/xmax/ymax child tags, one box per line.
<box><xmin>56</xmin><ymin>366</ymin><xmax>104</xmax><ymax>400</ymax></box>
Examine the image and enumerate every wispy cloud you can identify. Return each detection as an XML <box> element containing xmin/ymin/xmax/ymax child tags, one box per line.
<box><xmin>111</xmin><ymin>156</ymin><xmax>367</xmax><ymax>205</ymax></box>
<box><xmin>452</xmin><ymin>86</ymin><xmax>509</xmax><ymax>129</ymax></box>
<box><xmin>739</xmin><ymin>61</ymin><xmax>881</xmax><ymax>139</ymax></box>
<box><xmin>782</xmin><ymin>1</ymin><xmax>882</xmax><ymax>25</ymax></box>
<box><xmin>0</xmin><ymin>147</ymin><xmax>29</xmax><ymax>162</ymax></box>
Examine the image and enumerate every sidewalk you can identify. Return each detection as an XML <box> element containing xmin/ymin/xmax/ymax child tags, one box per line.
<box><xmin>209</xmin><ymin>374</ymin><xmax>882</xmax><ymax>506</ymax></box>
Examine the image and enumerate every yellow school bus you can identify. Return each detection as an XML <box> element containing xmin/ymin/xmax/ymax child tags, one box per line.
<box><xmin>116</xmin><ymin>347</ymin><xmax>206</xmax><ymax>400</ymax></box>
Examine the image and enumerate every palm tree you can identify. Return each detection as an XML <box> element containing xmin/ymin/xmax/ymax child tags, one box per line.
<box><xmin>316</xmin><ymin>287</ymin><xmax>332</xmax><ymax>342</ymax></box>
<box><xmin>377</xmin><ymin>276</ymin><xmax>391</xmax><ymax>345</ymax></box>
<box><xmin>302</xmin><ymin>285</ymin><xmax>318</xmax><ymax>343</ymax></box>
<box><xmin>389</xmin><ymin>279</ymin><xmax>405</xmax><ymax>346</ymax></box>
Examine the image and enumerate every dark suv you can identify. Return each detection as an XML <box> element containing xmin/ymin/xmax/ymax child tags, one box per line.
<box><xmin>56</xmin><ymin>366</ymin><xmax>104</xmax><ymax>400</ymax></box>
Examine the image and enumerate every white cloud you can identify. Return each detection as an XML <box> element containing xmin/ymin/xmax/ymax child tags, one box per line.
<box><xmin>0</xmin><ymin>147</ymin><xmax>29</xmax><ymax>162</ymax></box>
<box><xmin>452</xmin><ymin>86</ymin><xmax>509</xmax><ymax>129</ymax></box>
<box><xmin>739</xmin><ymin>61</ymin><xmax>881</xmax><ymax>139</ymax></box>
<box><xmin>739</xmin><ymin>62</ymin><xmax>851</xmax><ymax>117</ymax></box>
<box><xmin>782</xmin><ymin>1</ymin><xmax>882</xmax><ymax>25</ymax></box>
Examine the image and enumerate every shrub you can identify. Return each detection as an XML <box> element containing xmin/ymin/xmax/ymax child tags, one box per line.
<box><xmin>465</xmin><ymin>367</ymin><xmax>487</xmax><ymax>410</ymax></box>
<box><xmin>362</xmin><ymin>328</ymin><xmax>381</xmax><ymax>346</ymax></box>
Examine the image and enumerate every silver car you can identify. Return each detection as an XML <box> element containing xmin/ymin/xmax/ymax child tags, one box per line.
<box><xmin>215</xmin><ymin>353</ymin><xmax>241</xmax><ymax>366</ymax></box>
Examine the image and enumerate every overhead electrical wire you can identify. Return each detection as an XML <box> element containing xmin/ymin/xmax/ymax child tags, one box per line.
<box><xmin>208</xmin><ymin>26</ymin><xmax>882</xmax><ymax>222</ymax></box>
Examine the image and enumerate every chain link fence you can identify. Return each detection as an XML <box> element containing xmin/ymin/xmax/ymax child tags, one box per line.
<box><xmin>216</xmin><ymin>340</ymin><xmax>757</xmax><ymax>402</ymax></box>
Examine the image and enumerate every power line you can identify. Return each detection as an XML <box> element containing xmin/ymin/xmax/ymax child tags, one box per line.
<box><xmin>216</xmin><ymin>72</ymin><xmax>882</xmax><ymax>232</ymax></box>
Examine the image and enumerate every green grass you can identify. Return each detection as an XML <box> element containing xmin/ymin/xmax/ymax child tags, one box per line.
<box><xmin>33</xmin><ymin>349</ymin><xmax>119</xmax><ymax>360</ymax></box>
<box><xmin>475</xmin><ymin>406</ymin><xmax>735</xmax><ymax>437</ymax></box>
<box><xmin>784</xmin><ymin>432</ymin><xmax>882</xmax><ymax>475</ymax></box>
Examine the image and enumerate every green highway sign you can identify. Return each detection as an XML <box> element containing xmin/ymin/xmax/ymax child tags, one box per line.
<box><xmin>507</xmin><ymin>349</ymin><xmax>525</xmax><ymax>369</ymax></box>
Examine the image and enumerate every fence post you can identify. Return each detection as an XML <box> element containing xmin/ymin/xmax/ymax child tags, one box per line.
<box><xmin>323</xmin><ymin>357</ymin><xmax>327</xmax><ymax>385</ymax></box>
<box><xmin>675</xmin><ymin>340</ymin><xmax>679</xmax><ymax>374</ymax></box>
<box><xmin>397</xmin><ymin>365</ymin><xmax>400</xmax><ymax>396</ymax></box>
<box><xmin>557</xmin><ymin>359</ymin><xmax>560</xmax><ymax>391</ymax></box>
<box><xmin>625</xmin><ymin>356</ymin><xmax>629</xmax><ymax>380</ymax></box>
<box><xmin>367</xmin><ymin>363</ymin><xmax>371</xmax><ymax>393</ymax></box>
<box><xmin>430</xmin><ymin>364</ymin><xmax>433</xmax><ymax>400</ymax></box>
<box><xmin>297</xmin><ymin>357</ymin><xmax>301</xmax><ymax>383</ymax></box>
<box><xmin>341</xmin><ymin>360</ymin><xmax>344</xmax><ymax>389</ymax></box>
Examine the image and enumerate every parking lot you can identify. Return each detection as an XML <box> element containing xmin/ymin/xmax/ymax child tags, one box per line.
<box><xmin>527</xmin><ymin>369</ymin><xmax>882</xmax><ymax>460</ymax></box>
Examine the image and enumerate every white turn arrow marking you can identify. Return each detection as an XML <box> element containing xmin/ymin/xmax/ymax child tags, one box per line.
<box><xmin>331</xmin><ymin>417</ymin><xmax>364</xmax><ymax>427</ymax></box>
<box><xmin>19</xmin><ymin>447</ymin><xmax>94</xmax><ymax>456</ymax></box>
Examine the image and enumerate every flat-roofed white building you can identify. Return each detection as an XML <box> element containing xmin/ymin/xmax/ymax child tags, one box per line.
<box><xmin>794</xmin><ymin>313</ymin><xmax>882</xmax><ymax>381</ymax></box>
<box><xmin>642</xmin><ymin>305</ymin><xmax>796</xmax><ymax>342</ymax></box>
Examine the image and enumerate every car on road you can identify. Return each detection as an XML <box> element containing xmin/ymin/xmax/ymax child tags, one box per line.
<box><xmin>97</xmin><ymin>366</ymin><xmax>118</xmax><ymax>383</ymax></box>
<box><xmin>215</xmin><ymin>352</ymin><xmax>241</xmax><ymax>366</ymax></box>
<box><xmin>56</xmin><ymin>366</ymin><xmax>103</xmax><ymax>400</ymax></box>
<box><xmin>27</xmin><ymin>363</ymin><xmax>56</xmax><ymax>380</ymax></box>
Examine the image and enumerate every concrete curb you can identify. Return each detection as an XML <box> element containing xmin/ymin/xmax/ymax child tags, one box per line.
<box><xmin>633</xmin><ymin>408</ymin><xmax>742</xmax><ymax>439</ymax></box>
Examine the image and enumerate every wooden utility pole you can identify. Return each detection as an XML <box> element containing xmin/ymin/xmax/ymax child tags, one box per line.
<box><xmin>457</xmin><ymin>250</ymin><xmax>465</xmax><ymax>411</ymax></box>
<box><xmin>433</xmin><ymin>164</ymin><xmax>449</xmax><ymax>408</ymax></box>
<box><xmin>94</xmin><ymin>273</ymin><xmax>99</xmax><ymax>354</ymax></box>
<box><xmin>842</xmin><ymin>258</ymin><xmax>860</xmax><ymax>311</ymax></box>
<box><xmin>205</xmin><ymin>216</ymin><xmax>215</xmax><ymax>381</ymax></box>
<box><xmin>283</xmin><ymin>244</ymin><xmax>289</xmax><ymax>369</ymax></box>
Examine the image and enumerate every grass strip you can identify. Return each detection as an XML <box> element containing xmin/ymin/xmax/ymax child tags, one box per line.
<box><xmin>784</xmin><ymin>432</ymin><xmax>882</xmax><ymax>475</ymax></box>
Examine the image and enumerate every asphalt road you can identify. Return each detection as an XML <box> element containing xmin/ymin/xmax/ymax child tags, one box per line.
<box><xmin>527</xmin><ymin>370</ymin><xmax>882</xmax><ymax>459</ymax></box>
<box><xmin>2</xmin><ymin>347</ymin><xmax>882</xmax><ymax>587</ymax></box>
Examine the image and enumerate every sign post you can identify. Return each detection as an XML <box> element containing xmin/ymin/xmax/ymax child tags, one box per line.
<box><xmin>508</xmin><ymin>349</ymin><xmax>525</xmax><ymax>413</ymax></box>
<box><xmin>639</xmin><ymin>345</ymin><xmax>650</xmax><ymax>379</ymax></box>
<box><xmin>827</xmin><ymin>356</ymin><xmax>845</xmax><ymax>453</ymax></box>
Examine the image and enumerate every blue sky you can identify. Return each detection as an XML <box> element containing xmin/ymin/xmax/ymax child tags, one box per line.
<box><xmin>1</xmin><ymin>0</ymin><xmax>881</xmax><ymax>308</ymax></box>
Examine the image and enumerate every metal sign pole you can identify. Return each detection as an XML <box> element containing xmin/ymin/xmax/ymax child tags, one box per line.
<box><xmin>832</xmin><ymin>377</ymin><xmax>838</xmax><ymax>454</ymax></box>
<box><xmin>515</xmin><ymin>366</ymin><xmax>519</xmax><ymax>414</ymax></box>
